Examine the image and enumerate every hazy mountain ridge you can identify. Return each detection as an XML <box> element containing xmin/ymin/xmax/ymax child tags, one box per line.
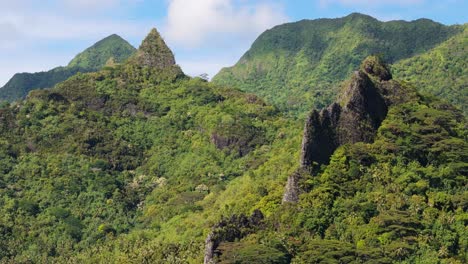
<box><xmin>0</xmin><ymin>34</ymin><xmax>136</xmax><ymax>102</ymax></box>
<box><xmin>68</xmin><ymin>34</ymin><xmax>136</xmax><ymax>70</ymax></box>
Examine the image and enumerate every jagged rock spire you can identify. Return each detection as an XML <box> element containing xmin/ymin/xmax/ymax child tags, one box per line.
<box><xmin>298</xmin><ymin>69</ymin><xmax>388</xmax><ymax>169</ymax></box>
<box><xmin>283</xmin><ymin>56</ymin><xmax>408</xmax><ymax>204</ymax></box>
<box><xmin>130</xmin><ymin>28</ymin><xmax>176</xmax><ymax>69</ymax></box>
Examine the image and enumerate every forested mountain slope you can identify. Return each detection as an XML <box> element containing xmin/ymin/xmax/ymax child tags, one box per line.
<box><xmin>0</xmin><ymin>28</ymin><xmax>466</xmax><ymax>264</ymax></box>
<box><xmin>392</xmin><ymin>26</ymin><xmax>467</xmax><ymax>115</ymax></box>
<box><xmin>0</xmin><ymin>28</ymin><xmax>300</xmax><ymax>263</ymax></box>
<box><xmin>213</xmin><ymin>13</ymin><xmax>464</xmax><ymax>117</ymax></box>
<box><xmin>207</xmin><ymin>56</ymin><xmax>467</xmax><ymax>264</ymax></box>
<box><xmin>0</xmin><ymin>34</ymin><xmax>136</xmax><ymax>102</ymax></box>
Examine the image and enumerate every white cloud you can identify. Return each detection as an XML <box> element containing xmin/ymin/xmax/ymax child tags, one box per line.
<box><xmin>164</xmin><ymin>0</ymin><xmax>288</xmax><ymax>47</ymax></box>
<box><xmin>0</xmin><ymin>0</ymin><xmax>286</xmax><ymax>84</ymax></box>
<box><xmin>0</xmin><ymin>0</ymin><xmax>152</xmax><ymax>42</ymax></box>
<box><xmin>319</xmin><ymin>0</ymin><xmax>424</xmax><ymax>7</ymax></box>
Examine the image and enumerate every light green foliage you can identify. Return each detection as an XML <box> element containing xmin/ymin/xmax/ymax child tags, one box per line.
<box><xmin>213</xmin><ymin>13</ymin><xmax>463</xmax><ymax>117</ymax></box>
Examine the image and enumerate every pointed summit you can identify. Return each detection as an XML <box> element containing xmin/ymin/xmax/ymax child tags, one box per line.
<box><xmin>299</xmin><ymin>56</ymin><xmax>411</xmax><ymax>168</ymax></box>
<box><xmin>130</xmin><ymin>28</ymin><xmax>176</xmax><ymax>69</ymax></box>
<box><xmin>68</xmin><ymin>34</ymin><xmax>136</xmax><ymax>69</ymax></box>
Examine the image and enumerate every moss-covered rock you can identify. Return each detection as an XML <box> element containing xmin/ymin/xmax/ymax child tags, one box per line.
<box><xmin>129</xmin><ymin>28</ymin><xmax>178</xmax><ymax>70</ymax></box>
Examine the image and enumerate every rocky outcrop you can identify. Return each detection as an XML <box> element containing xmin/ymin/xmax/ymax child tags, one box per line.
<box><xmin>204</xmin><ymin>210</ymin><xmax>264</xmax><ymax>264</ymax></box>
<box><xmin>300</xmin><ymin>102</ymin><xmax>341</xmax><ymax>167</ymax></box>
<box><xmin>283</xmin><ymin>56</ymin><xmax>409</xmax><ymax>203</ymax></box>
<box><xmin>301</xmin><ymin>57</ymin><xmax>393</xmax><ymax>168</ymax></box>
<box><xmin>129</xmin><ymin>28</ymin><xmax>177</xmax><ymax>69</ymax></box>
<box><xmin>210</xmin><ymin>132</ymin><xmax>254</xmax><ymax>157</ymax></box>
<box><xmin>282</xmin><ymin>170</ymin><xmax>304</xmax><ymax>203</ymax></box>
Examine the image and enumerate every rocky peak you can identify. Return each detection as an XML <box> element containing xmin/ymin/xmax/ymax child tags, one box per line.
<box><xmin>283</xmin><ymin>57</ymin><xmax>402</xmax><ymax>203</ymax></box>
<box><xmin>130</xmin><ymin>28</ymin><xmax>176</xmax><ymax>69</ymax></box>
<box><xmin>299</xmin><ymin>66</ymin><xmax>389</xmax><ymax>169</ymax></box>
<box><xmin>337</xmin><ymin>70</ymin><xmax>388</xmax><ymax>144</ymax></box>
<box><xmin>360</xmin><ymin>55</ymin><xmax>392</xmax><ymax>81</ymax></box>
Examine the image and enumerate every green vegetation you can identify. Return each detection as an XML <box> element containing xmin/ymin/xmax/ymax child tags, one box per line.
<box><xmin>68</xmin><ymin>34</ymin><xmax>136</xmax><ymax>70</ymax></box>
<box><xmin>0</xmin><ymin>34</ymin><xmax>136</xmax><ymax>102</ymax></box>
<box><xmin>213</xmin><ymin>13</ymin><xmax>464</xmax><ymax>117</ymax></box>
<box><xmin>277</xmin><ymin>96</ymin><xmax>467</xmax><ymax>263</ymax></box>
<box><xmin>0</xmin><ymin>29</ymin><xmax>300</xmax><ymax>263</ymax></box>
<box><xmin>393</xmin><ymin>26</ymin><xmax>468</xmax><ymax>115</ymax></box>
<box><xmin>0</xmin><ymin>25</ymin><xmax>466</xmax><ymax>264</ymax></box>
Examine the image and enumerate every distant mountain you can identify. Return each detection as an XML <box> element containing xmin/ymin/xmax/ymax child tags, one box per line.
<box><xmin>213</xmin><ymin>13</ymin><xmax>464</xmax><ymax>116</ymax></box>
<box><xmin>393</xmin><ymin>25</ymin><xmax>467</xmax><ymax>114</ymax></box>
<box><xmin>0</xmin><ymin>34</ymin><xmax>136</xmax><ymax>102</ymax></box>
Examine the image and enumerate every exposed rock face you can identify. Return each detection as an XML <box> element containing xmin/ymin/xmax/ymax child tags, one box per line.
<box><xmin>210</xmin><ymin>132</ymin><xmax>252</xmax><ymax>157</ymax></box>
<box><xmin>204</xmin><ymin>233</ymin><xmax>216</xmax><ymax>264</ymax></box>
<box><xmin>283</xmin><ymin>56</ymin><xmax>408</xmax><ymax>203</ymax></box>
<box><xmin>130</xmin><ymin>28</ymin><xmax>176</xmax><ymax>69</ymax></box>
<box><xmin>300</xmin><ymin>64</ymin><xmax>390</xmax><ymax>168</ymax></box>
<box><xmin>204</xmin><ymin>210</ymin><xmax>264</xmax><ymax>264</ymax></box>
<box><xmin>361</xmin><ymin>55</ymin><xmax>392</xmax><ymax>81</ymax></box>
<box><xmin>282</xmin><ymin>170</ymin><xmax>305</xmax><ymax>203</ymax></box>
<box><xmin>300</xmin><ymin>102</ymin><xmax>341</xmax><ymax>167</ymax></box>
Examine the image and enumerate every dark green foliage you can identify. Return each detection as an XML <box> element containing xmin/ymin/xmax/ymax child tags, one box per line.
<box><xmin>0</xmin><ymin>34</ymin><xmax>136</xmax><ymax>102</ymax></box>
<box><xmin>295</xmin><ymin>240</ymin><xmax>359</xmax><ymax>264</ymax></box>
<box><xmin>216</xmin><ymin>241</ymin><xmax>290</xmax><ymax>264</ymax></box>
<box><xmin>213</xmin><ymin>13</ymin><xmax>463</xmax><ymax>117</ymax></box>
<box><xmin>0</xmin><ymin>67</ymin><xmax>88</xmax><ymax>102</ymax></box>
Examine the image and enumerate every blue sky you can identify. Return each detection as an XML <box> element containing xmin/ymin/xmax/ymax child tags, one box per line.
<box><xmin>0</xmin><ymin>0</ymin><xmax>466</xmax><ymax>86</ymax></box>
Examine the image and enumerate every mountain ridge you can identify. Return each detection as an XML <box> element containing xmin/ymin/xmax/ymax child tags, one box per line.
<box><xmin>0</xmin><ymin>34</ymin><xmax>136</xmax><ymax>102</ymax></box>
<box><xmin>213</xmin><ymin>13</ymin><xmax>464</xmax><ymax>116</ymax></box>
<box><xmin>68</xmin><ymin>34</ymin><xmax>136</xmax><ymax>69</ymax></box>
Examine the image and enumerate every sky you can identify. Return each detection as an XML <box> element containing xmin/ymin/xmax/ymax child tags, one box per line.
<box><xmin>0</xmin><ymin>0</ymin><xmax>467</xmax><ymax>86</ymax></box>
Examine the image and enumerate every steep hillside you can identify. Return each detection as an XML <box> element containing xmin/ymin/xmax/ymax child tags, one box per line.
<box><xmin>0</xmin><ymin>34</ymin><xmax>136</xmax><ymax>102</ymax></box>
<box><xmin>210</xmin><ymin>57</ymin><xmax>467</xmax><ymax>264</ymax></box>
<box><xmin>0</xmin><ymin>28</ymin><xmax>466</xmax><ymax>263</ymax></box>
<box><xmin>393</xmin><ymin>25</ymin><xmax>467</xmax><ymax>114</ymax></box>
<box><xmin>0</xmin><ymin>28</ymin><xmax>300</xmax><ymax>263</ymax></box>
<box><xmin>213</xmin><ymin>13</ymin><xmax>463</xmax><ymax>116</ymax></box>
